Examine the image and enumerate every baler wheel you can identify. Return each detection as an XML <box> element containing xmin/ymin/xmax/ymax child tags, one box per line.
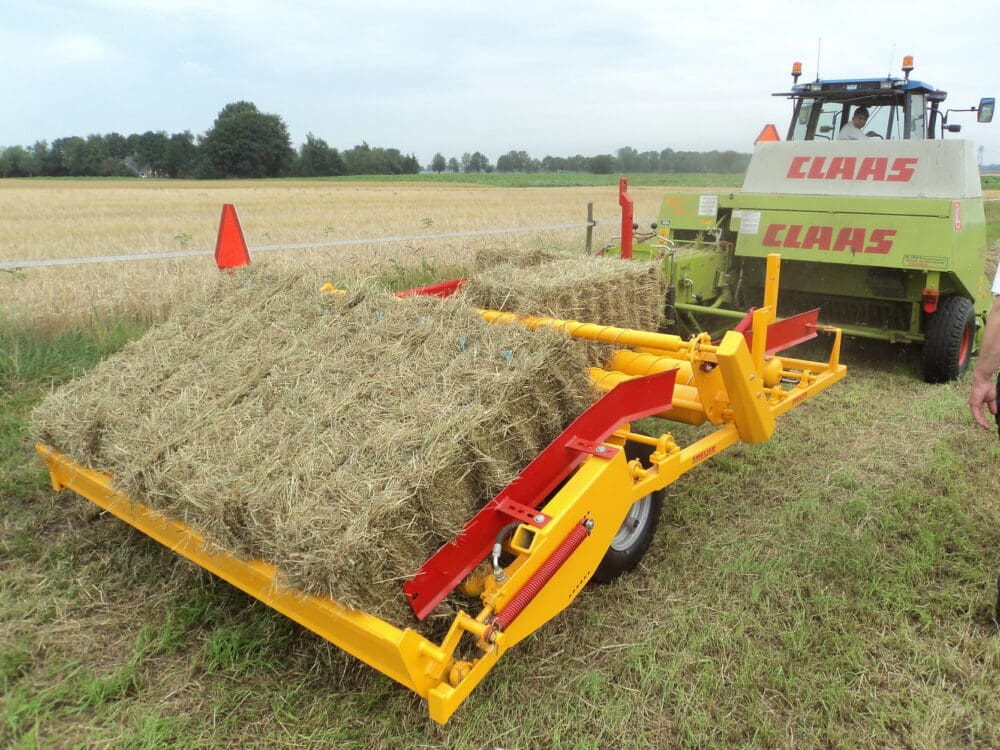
<box><xmin>592</xmin><ymin>440</ymin><xmax>663</xmax><ymax>583</ymax></box>
<box><xmin>922</xmin><ymin>296</ymin><xmax>975</xmax><ymax>383</ymax></box>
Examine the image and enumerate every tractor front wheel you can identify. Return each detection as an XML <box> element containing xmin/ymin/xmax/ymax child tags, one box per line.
<box><xmin>592</xmin><ymin>441</ymin><xmax>663</xmax><ymax>583</ymax></box>
<box><xmin>922</xmin><ymin>296</ymin><xmax>975</xmax><ymax>383</ymax></box>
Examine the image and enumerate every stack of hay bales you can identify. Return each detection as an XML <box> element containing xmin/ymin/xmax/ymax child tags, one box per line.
<box><xmin>32</xmin><ymin>252</ymin><xmax>665</xmax><ymax>624</ymax></box>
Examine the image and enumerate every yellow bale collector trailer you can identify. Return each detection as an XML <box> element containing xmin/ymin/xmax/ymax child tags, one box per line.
<box><xmin>38</xmin><ymin>251</ymin><xmax>844</xmax><ymax>724</ymax></box>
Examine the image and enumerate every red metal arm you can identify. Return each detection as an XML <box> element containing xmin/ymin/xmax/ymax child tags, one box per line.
<box><xmin>403</xmin><ymin>368</ymin><xmax>677</xmax><ymax>620</ymax></box>
<box><xmin>395</xmin><ymin>278</ymin><xmax>468</xmax><ymax>298</ymax></box>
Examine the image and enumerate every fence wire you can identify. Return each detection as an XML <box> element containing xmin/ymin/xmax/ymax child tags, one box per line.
<box><xmin>0</xmin><ymin>219</ymin><xmax>638</xmax><ymax>271</ymax></box>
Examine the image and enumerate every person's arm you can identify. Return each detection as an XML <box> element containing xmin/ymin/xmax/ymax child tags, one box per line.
<box><xmin>970</xmin><ymin>295</ymin><xmax>1000</xmax><ymax>429</ymax></box>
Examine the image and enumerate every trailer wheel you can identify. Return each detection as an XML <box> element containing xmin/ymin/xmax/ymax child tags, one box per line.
<box><xmin>922</xmin><ymin>296</ymin><xmax>975</xmax><ymax>383</ymax></box>
<box><xmin>592</xmin><ymin>441</ymin><xmax>663</xmax><ymax>583</ymax></box>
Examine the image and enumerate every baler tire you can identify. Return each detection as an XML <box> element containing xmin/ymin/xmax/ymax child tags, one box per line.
<box><xmin>922</xmin><ymin>296</ymin><xmax>975</xmax><ymax>383</ymax></box>
<box><xmin>591</xmin><ymin>441</ymin><xmax>663</xmax><ymax>584</ymax></box>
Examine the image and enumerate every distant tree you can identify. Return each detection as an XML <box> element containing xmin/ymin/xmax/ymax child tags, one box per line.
<box><xmin>541</xmin><ymin>155</ymin><xmax>562</xmax><ymax>172</ymax></box>
<box><xmin>50</xmin><ymin>136</ymin><xmax>85</xmax><ymax>176</ymax></box>
<box><xmin>0</xmin><ymin>145</ymin><xmax>39</xmax><ymax>177</ymax></box>
<box><xmin>82</xmin><ymin>134</ymin><xmax>112</xmax><ymax>175</ymax></box>
<box><xmin>664</xmin><ymin>149</ymin><xmax>701</xmax><ymax>172</ymax></box>
<box><xmin>103</xmin><ymin>132</ymin><xmax>130</xmax><ymax>160</ymax></box>
<box><xmin>163</xmin><ymin>131</ymin><xmax>199</xmax><ymax>178</ymax></box>
<box><xmin>130</xmin><ymin>131</ymin><xmax>171</xmax><ymax>175</ymax></box>
<box><xmin>447</xmin><ymin>156</ymin><xmax>460</xmax><ymax>173</ymax></box>
<box><xmin>341</xmin><ymin>142</ymin><xmax>420</xmax><ymax>175</ymax></box>
<box><xmin>329</xmin><ymin>148</ymin><xmax>346</xmax><ymax>175</ymax></box>
<box><xmin>542</xmin><ymin>153</ymin><xmax>591</xmax><ymax>172</ymax></box>
<box><xmin>430</xmin><ymin>152</ymin><xmax>446</xmax><ymax>173</ymax></box>
<box><xmin>588</xmin><ymin>154</ymin><xmax>615</xmax><ymax>174</ymax></box>
<box><xmin>215</xmin><ymin>100</ymin><xmax>260</xmax><ymax>121</ymax></box>
<box><xmin>704</xmin><ymin>149</ymin><xmax>750</xmax><ymax>173</ymax></box>
<box><xmin>295</xmin><ymin>133</ymin><xmax>338</xmax><ymax>177</ymax></box>
<box><xmin>401</xmin><ymin>152</ymin><xmax>421</xmax><ymax>174</ymax></box>
<box><xmin>637</xmin><ymin>150</ymin><xmax>661</xmax><ymax>172</ymax></box>
<box><xmin>341</xmin><ymin>141</ymin><xmax>373</xmax><ymax>174</ymax></box>
<box><xmin>30</xmin><ymin>141</ymin><xmax>57</xmax><ymax>176</ymax></box>
<box><xmin>462</xmin><ymin>151</ymin><xmax>490</xmax><ymax>173</ymax></box>
<box><xmin>616</xmin><ymin>146</ymin><xmax>640</xmax><ymax>172</ymax></box>
<box><xmin>495</xmin><ymin>151</ymin><xmax>512</xmax><ymax>172</ymax></box>
<box><xmin>199</xmin><ymin>101</ymin><xmax>295</xmax><ymax>178</ymax></box>
<box><xmin>495</xmin><ymin>150</ymin><xmax>539</xmax><ymax>173</ymax></box>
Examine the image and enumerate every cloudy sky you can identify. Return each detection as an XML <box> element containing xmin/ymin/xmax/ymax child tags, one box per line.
<box><xmin>4</xmin><ymin>0</ymin><xmax>999</xmax><ymax>166</ymax></box>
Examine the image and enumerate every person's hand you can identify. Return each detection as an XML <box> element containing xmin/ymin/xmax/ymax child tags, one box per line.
<box><xmin>969</xmin><ymin>371</ymin><xmax>998</xmax><ymax>430</ymax></box>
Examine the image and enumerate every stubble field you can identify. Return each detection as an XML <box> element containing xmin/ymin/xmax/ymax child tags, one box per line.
<box><xmin>0</xmin><ymin>179</ymin><xmax>671</xmax><ymax>331</ymax></box>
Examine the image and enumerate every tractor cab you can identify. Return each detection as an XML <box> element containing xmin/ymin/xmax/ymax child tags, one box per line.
<box><xmin>775</xmin><ymin>56</ymin><xmax>994</xmax><ymax>142</ymax></box>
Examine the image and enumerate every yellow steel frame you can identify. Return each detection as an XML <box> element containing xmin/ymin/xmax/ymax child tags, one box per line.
<box><xmin>36</xmin><ymin>255</ymin><xmax>845</xmax><ymax>724</ymax></box>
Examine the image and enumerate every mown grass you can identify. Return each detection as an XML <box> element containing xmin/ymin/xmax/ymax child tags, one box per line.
<box><xmin>4</xmin><ymin>303</ymin><xmax>1000</xmax><ymax>749</ymax></box>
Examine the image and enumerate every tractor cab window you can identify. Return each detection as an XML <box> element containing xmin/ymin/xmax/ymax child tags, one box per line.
<box><xmin>851</xmin><ymin>101</ymin><xmax>926</xmax><ymax>140</ymax></box>
<box><xmin>907</xmin><ymin>94</ymin><xmax>927</xmax><ymax>138</ymax></box>
<box><xmin>853</xmin><ymin>105</ymin><xmax>892</xmax><ymax>140</ymax></box>
<box><xmin>789</xmin><ymin>98</ymin><xmax>924</xmax><ymax>141</ymax></box>
<box><xmin>791</xmin><ymin>100</ymin><xmax>844</xmax><ymax>140</ymax></box>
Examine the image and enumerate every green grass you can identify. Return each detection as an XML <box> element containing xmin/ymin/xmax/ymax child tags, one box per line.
<box><xmin>3</xmin><ymin>307</ymin><xmax>1000</xmax><ymax>748</ymax></box>
<box><xmin>986</xmin><ymin>198</ymin><xmax>1000</xmax><ymax>246</ymax></box>
<box><xmin>0</xmin><ymin>315</ymin><xmax>148</xmax><ymax>499</ymax></box>
<box><xmin>294</xmin><ymin>172</ymin><xmax>747</xmax><ymax>188</ymax></box>
<box><xmin>303</xmin><ymin>172</ymin><xmax>1000</xmax><ymax>191</ymax></box>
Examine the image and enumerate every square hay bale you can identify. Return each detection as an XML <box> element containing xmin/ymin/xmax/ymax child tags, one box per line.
<box><xmin>32</xmin><ymin>265</ymin><xmax>604</xmax><ymax>624</ymax></box>
<box><xmin>465</xmin><ymin>249</ymin><xmax>666</xmax><ymax>332</ymax></box>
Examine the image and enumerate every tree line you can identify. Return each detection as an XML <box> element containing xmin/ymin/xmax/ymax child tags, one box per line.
<box><xmin>0</xmin><ymin>100</ymin><xmax>750</xmax><ymax>179</ymax></box>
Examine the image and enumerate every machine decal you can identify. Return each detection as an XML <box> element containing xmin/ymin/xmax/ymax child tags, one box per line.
<box><xmin>786</xmin><ymin>156</ymin><xmax>918</xmax><ymax>182</ymax></box>
<box><xmin>762</xmin><ymin>224</ymin><xmax>896</xmax><ymax>254</ymax></box>
<box><xmin>698</xmin><ymin>194</ymin><xmax>719</xmax><ymax>216</ymax></box>
<box><xmin>903</xmin><ymin>255</ymin><xmax>949</xmax><ymax>270</ymax></box>
<box><xmin>736</xmin><ymin>210</ymin><xmax>761</xmax><ymax>234</ymax></box>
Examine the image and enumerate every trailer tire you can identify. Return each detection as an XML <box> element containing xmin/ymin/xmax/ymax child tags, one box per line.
<box><xmin>922</xmin><ymin>296</ymin><xmax>975</xmax><ymax>383</ymax></box>
<box><xmin>591</xmin><ymin>441</ymin><xmax>663</xmax><ymax>584</ymax></box>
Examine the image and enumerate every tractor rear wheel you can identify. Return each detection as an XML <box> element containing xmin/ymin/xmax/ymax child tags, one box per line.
<box><xmin>922</xmin><ymin>296</ymin><xmax>975</xmax><ymax>383</ymax></box>
<box><xmin>592</xmin><ymin>441</ymin><xmax>663</xmax><ymax>583</ymax></box>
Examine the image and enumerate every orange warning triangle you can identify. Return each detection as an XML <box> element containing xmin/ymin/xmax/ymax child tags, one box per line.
<box><xmin>754</xmin><ymin>124</ymin><xmax>781</xmax><ymax>144</ymax></box>
<box><xmin>214</xmin><ymin>203</ymin><xmax>251</xmax><ymax>270</ymax></box>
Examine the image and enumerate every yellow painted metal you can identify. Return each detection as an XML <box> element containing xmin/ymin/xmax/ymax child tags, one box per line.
<box><xmin>715</xmin><ymin>330</ymin><xmax>776</xmax><ymax>443</ymax></box>
<box><xmin>763</xmin><ymin>253</ymin><xmax>781</xmax><ymax>312</ymax></box>
<box><xmin>609</xmin><ymin>349</ymin><xmax>696</xmax><ymax>385</ymax></box>
<box><xmin>478</xmin><ymin>309</ymin><xmax>692</xmax><ymax>354</ymax></box>
<box><xmin>35</xmin><ymin>443</ymin><xmax>470</xmax><ymax>714</ymax></box>
<box><xmin>763</xmin><ymin>356</ymin><xmax>785</xmax><ymax>388</ymax></box>
<box><xmin>35</xmin><ymin>254</ymin><xmax>847</xmax><ymax>724</ymax></box>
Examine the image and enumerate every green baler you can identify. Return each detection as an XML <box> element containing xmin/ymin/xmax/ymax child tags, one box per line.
<box><xmin>618</xmin><ymin>58</ymin><xmax>995</xmax><ymax>382</ymax></box>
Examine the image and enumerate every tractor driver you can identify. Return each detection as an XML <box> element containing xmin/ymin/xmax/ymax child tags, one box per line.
<box><xmin>969</xmin><ymin>266</ymin><xmax>1000</xmax><ymax>431</ymax></box>
<box><xmin>838</xmin><ymin>107</ymin><xmax>879</xmax><ymax>140</ymax></box>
